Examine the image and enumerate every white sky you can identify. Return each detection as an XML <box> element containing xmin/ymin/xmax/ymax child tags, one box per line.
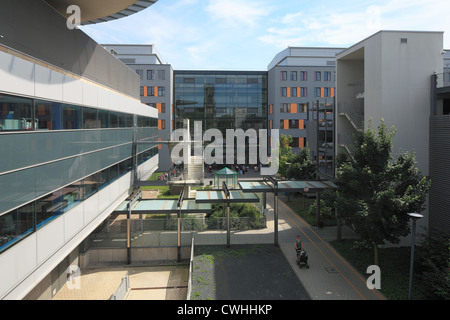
<box><xmin>80</xmin><ymin>0</ymin><xmax>450</xmax><ymax>70</ymax></box>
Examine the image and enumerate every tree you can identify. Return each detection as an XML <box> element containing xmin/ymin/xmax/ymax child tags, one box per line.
<box><xmin>278</xmin><ymin>134</ymin><xmax>317</xmax><ymax>180</ymax></box>
<box><xmin>286</xmin><ymin>144</ymin><xmax>317</xmax><ymax>180</ymax></box>
<box><xmin>330</xmin><ymin>120</ymin><xmax>431</xmax><ymax>265</ymax></box>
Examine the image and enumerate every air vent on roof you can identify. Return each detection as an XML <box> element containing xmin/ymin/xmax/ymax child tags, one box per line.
<box><xmin>400</xmin><ymin>38</ymin><xmax>408</xmax><ymax>44</ymax></box>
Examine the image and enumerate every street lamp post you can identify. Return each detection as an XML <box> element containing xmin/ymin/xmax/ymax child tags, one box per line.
<box><xmin>407</xmin><ymin>212</ymin><xmax>423</xmax><ymax>300</ymax></box>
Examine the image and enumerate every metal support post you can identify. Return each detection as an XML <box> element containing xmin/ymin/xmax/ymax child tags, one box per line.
<box><xmin>274</xmin><ymin>192</ymin><xmax>279</xmax><ymax>247</ymax></box>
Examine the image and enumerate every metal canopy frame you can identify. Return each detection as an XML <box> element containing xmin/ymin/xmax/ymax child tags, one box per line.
<box><xmin>117</xmin><ymin>176</ymin><xmax>335</xmax><ymax>261</ymax></box>
<box><xmin>239</xmin><ymin>177</ymin><xmax>336</xmax><ymax>246</ymax></box>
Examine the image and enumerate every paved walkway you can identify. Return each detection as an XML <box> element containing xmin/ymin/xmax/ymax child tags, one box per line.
<box><xmin>52</xmin><ymin>186</ymin><xmax>386</xmax><ymax>301</ymax></box>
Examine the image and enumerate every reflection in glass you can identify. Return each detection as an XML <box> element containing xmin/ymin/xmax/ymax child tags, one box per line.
<box><xmin>83</xmin><ymin>107</ymin><xmax>98</xmax><ymax>129</ymax></box>
<box><xmin>35</xmin><ymin>100</ymin><xmax>62</xmax><ymax>130</ymax></box>
<box><xmin>0</xmin><ymin>202</ymin><xmax>34</xmax><ymax>253</ymax></box>
<box><xmin>63</xmin><ymin>104</ymin><xmax>82</xmax><ymax>129</ymax></box>
<box><xmin>35</xmin><ymin>190</ymin><xmax>64</xmax><ymax>229</ymax></box>
<box><xmin>0</xmin><ymin>94</ymin><xmax>33</xmax><ymax>131</ymax></box>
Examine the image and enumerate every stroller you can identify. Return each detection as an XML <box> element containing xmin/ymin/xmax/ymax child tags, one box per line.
<box><xmin>296</xmin><ymin>249</ymin><xmax>309</xmax><ymax>269</ymax></box>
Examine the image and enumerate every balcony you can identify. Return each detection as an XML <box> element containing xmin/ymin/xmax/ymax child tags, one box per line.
<box><xmin>436</xmin><ymin>72</ymin><xmax>450</xmax><ymax>89</ymax></box>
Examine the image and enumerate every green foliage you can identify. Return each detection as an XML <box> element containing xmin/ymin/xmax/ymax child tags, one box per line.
<box><xmin>417</xmin><ymin>228</ymin><xmax>450</xmax><ymax>299</ymax></box>
<box><xmin>329</xmin><ymin>120</ymin><xmax>431</xmax><ymax>261</ymax></box>
<box><xmin>207</xmin><ymin>203</ymin><xmax>264</xmax><ymax>229</ymax></box>
<box><xmin>278</xmin><ymin>134</ymin><xmax>317</xmax><ymax>179</ymax></box>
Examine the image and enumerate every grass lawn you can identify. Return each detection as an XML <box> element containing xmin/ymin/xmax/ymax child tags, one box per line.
<box><xmin>330</xmin><ymin>240</ymin><xmax>430</xmax><ymax>300</ymax></box>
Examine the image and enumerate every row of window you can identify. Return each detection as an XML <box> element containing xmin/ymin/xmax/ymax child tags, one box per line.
<box><xmin>0</xmin><ymin>148</ymin><xmax>157</xmax><ymax>254</ymax></box>
<box><xmin>279</xmin><ymin>119</ymin><xmax>305</xmax><ymax>130</ymax></box>
<box><xmin>136</xmin><ymin>69</ymin><xmax>166</xmax><ymax>81</ymax></box>
<box><xmin>280</xmin><ymin>103</ymin><xmax>309</xmax><ymax>113</ymax></box>
<box><xmin>140</xmin><ymin>86</ymin><xmax>166</xmax><ymax>97</ymax></box>
<box><xmin>0</xmin><ymin>93</ymin><xmax>157</xmax><ymax>132</ymax></box>
<box><xmin>280</xmin><ymin>87</ymin><xmax>334</xmax><ymax>98</ymax></box>
<box><xmin>280</xmin><ymin>71</ymin><xmax>334</xmax><ymax>82</ymax></box>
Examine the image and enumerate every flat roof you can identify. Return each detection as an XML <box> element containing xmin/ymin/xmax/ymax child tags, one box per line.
<box><xmin>239</xmin><ymin>180</ymin><xmax>336</xmax><ymax>193</ymax></box>
<box><xmin>115</xmin><ymin>199</ymin><xmax>212</xmax><ymax>214</ymax></box>
<box><xmin>45</xmin><ymin>0</ymin><xmax>158</xmax><ymax>25</ymax></box>
<box><xmin>337</xmin><ymin>30</ymin><xmax>444</xmax><ymax>59</ymax></box>
<box><xmin>195</xmin><ymin>190</ymin><xmax>261</xmax><ymax>203</ymax></box>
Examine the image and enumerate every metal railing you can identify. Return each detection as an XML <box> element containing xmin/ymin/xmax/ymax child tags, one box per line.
<box><xmin>186</xmin><ymin>237</ymin><xmax>195</xmax><ymax>300</ymax></box>
<box><xmin>338</xmin><ymin>102</ymin><xmax>364</xmax><ymax>131</ymax></box>
<box><xmin>109</xmin><ymin>272</ymin><xmax>130</xmax><ymax>300</ymax></box>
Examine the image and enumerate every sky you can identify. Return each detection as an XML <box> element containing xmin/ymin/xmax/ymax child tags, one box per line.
<box><xmin>80</xmin><ymin>0</ymin><xmax>450</xmax><ymax>71</ymax></box>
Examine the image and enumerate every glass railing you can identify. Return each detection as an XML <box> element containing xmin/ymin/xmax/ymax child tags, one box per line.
<box><xmin>355</xmin><ymin>79</ymin><xmax>365</xmax><ymax>97</ymax></box>
<box><xmin>436</xmin><ymin>72</ymin><xmax>450</xmax><ymax>88</ymax></box>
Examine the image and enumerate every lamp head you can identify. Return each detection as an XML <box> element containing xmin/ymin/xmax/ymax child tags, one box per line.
<box><xmin>407</xmin><ymin>213</ymin><xmax>423</xmax><ymax>221</ymax></box>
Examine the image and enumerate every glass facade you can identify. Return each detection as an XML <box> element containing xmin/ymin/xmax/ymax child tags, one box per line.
<box><xmin>174</xmin><ymin>71</ymin><xmax>268</xmax><ymax>135</ymax></box>
<box><xmin>0</xmin><ymin>93</ymin><xmax>159</xmax><ymax>254</ymax></box>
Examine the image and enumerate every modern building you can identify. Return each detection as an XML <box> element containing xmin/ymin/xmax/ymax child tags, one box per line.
<box><xmin>174</xmin><ymin>70</ymin><xmax>268</xmax><ymax>166</ymax></box>
<box><xmin>335</xmin><ymin>30</ymin><xmax>444</xmax><ymax>234</ymax></box>
<box><xmin>267</xmin><ymin>47</ymin><xmax>344</xmax><ymax>177</ymax></box>
<box><xmin>0</xmin><ymin>0</ymin><xmax>158</xmax><ymax>300</ymax></box>
<box><xmin>102</xmin><ymin>44</ymin><xmax>174</xmax><ymax>171</ymax></box>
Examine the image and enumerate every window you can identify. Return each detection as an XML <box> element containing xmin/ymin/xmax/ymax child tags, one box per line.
<box><xmin>0</xmin><ymin>202</ymin><xmax>34</xmax><ymax>253</ymax></box>
<box><xmin>158</xmin><ymin>70</ymin><xmax>165</xmax><ymax>80</ymax></box>
<box><xmin>119</xmin><ymin>113</ymin><xmax>133</xmax><ymax>128</ymax></box>
<box><xmin>280</xmin><ymin>120</ymin><xmax>285</xmax><ymax>129</ymax></box>
<box><xmin>291</xmin><ymin>87</ymin><xmax>297</xmax><ymax>97</ymax></box>
<box><xmin>160</xmin><ymin>103</ymin><xmax>166</xmax><ymax>113</ymax></box>
<box><xmin>83</xmin><ymin>107</ymin><xmax>98</xmax><ymax>129</ymax></box>
<box><xmin>97</xmin><ymin>109</ymin><xmax>109</xmax><ymax>128</ymax></box>
<box><xmin>290</xmin><ymin>138</ymin><xmax>299</xmax><ymax>148</ymax></box>
<box><xmin>63</xmin><ymin>105</ymin><xmax>82</xmax><ymax>129</ymax></box>
<box><xmin>288</xmin><ymin>120</ymin><xmax>299</xmax><ymax>129</ymax></box>
<box><xmin>158</xmin><ymin>86</ymin><xmax>166</xmax><ymax>97</ymax></box>
<box><xmin>314</xmin><ymin>71</ymin><xmax>321</xmax><ymax>81</ymax></box>
<box><xmin>290</xmin><ymin>71</ymin><xmax>297</xmax><ymax>81</ymax></box>
<box><xmin>109</xmin><ymin>111</ymin><xmax>119</xmax><ymax>128</ymax></box>
<box><xmin>147</xmin><ymin>86</ymin><xmax>155</xmax><ymax>96</ymax></box>
<box><xmin>280</xmin><ymin>103</ymin><xmax>290</xmax><ymax>113</ymax></box>
<box><xmin>280</xmin><ymin>71</ymin><xmax>287</xmax><ymax>81</ymax></box>
<box><xmin>300</xmin><ymin>87</ymin><xmax>308</xmax><ymax>97</ymax></box>
<box><xmin>281</xmin><ymin>87</ymin><xmax>287</xmax><ymax>97</ymax></box>
<box><xmin>35</xmin><ymin>100</ymin><xmax>62</xmax><ymax>130</ymax></box>
<box><xmin>324</xmin><ymin>87</ymin><xmax>331</xmax><ymax>97</ymax></box>
<box><xmin>0</xmin><ymin>94</ymin><xmax>33</xmax><ymax>131</ymax></box>
<box><xmin>315</xmin><ymin>87</ymin><xmax>322</xmax><ymax>97</ymax></box>
<box><xmin>299</xmin><ymin>103</ymin><xmax>309</xmax><ymax>113</ymax></box>
<box><xmin>300</xmin><ymin>71</ymin><xmax>307</xmax><ymax>81</ymax></box>
<box><xmin>136</xmin><ymin>69</ymin><xmax>143</xmax><ymax>80</ymax></box>
<box><xmin>147</xmin><ymin>70</ymin><xmax>155</xmax><ymax>80</ymax></box>
<box><xmin>140</xmin><ymin>86</ymin><xmax>144</xmax><ymax>96</ymax></box>
<box><xmin>35</xmin><ymin>190</ymin><xmax>64</xmax><ymax>229</ymax></box>
<box><xmin>324</xmin><ymin>71</ymin><xmax>332</xmax><ymax>81</ymax></box>
<box><xmin>160</xmin><ymin>119</ymin><xmax>165</xmax><ymax>129</ymax></box>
